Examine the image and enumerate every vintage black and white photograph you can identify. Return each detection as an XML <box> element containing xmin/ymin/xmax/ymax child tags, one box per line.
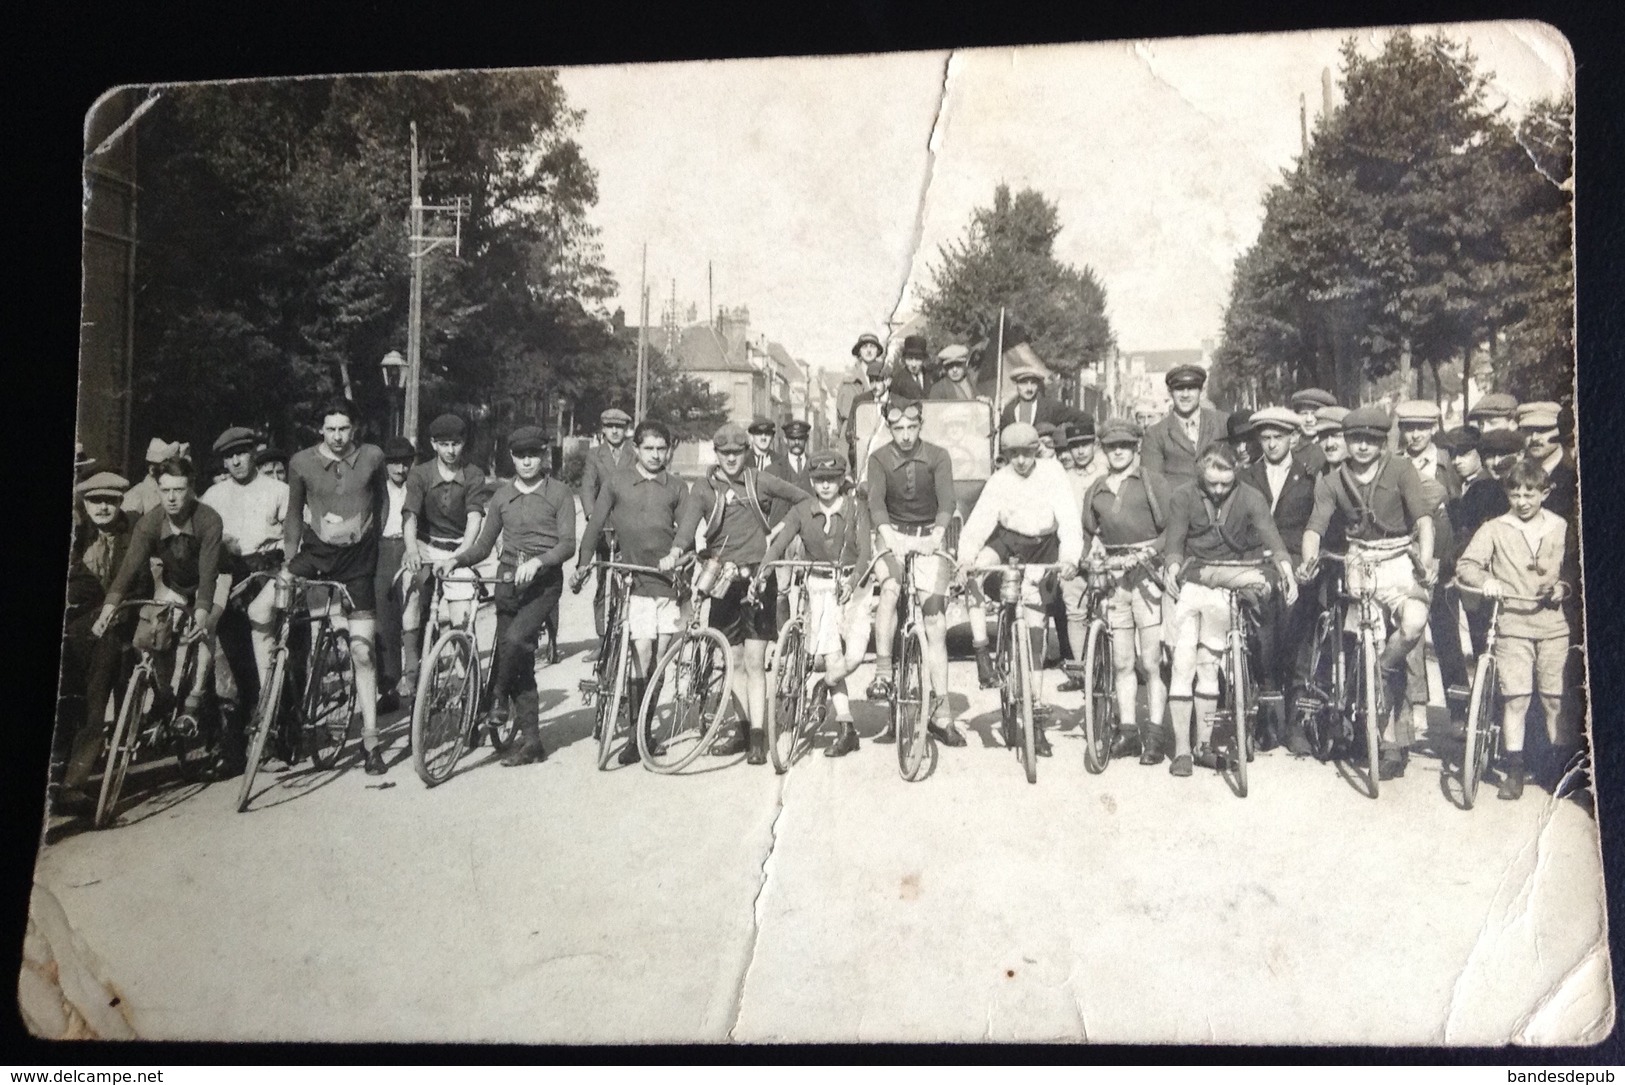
<box><xmin>23</xmin><ymin>20</ymin><xmax>1610</xmax><ymax>1045</ymax></box>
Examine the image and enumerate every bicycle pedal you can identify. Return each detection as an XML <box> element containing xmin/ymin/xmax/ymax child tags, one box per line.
<box><xmin>578</xmin><ymin>678</ymin><xmax>600</xmax><ymax>696</ymax></box>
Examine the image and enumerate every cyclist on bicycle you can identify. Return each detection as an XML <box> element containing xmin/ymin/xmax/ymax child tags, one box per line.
<box><xmin>201</xmin><ymin>425</ymin><xmax>288</xmax><ymax>773</ymax></box>
<box><xmin>1163</xmin><ymin>446</ymin><xmax>1297</xmax><ymax>777</ymax></box>
<box><xmin>1297</xmin><ymin>404</ymin><xmax>1437</xmax><ymax>781</ymax></box>
<box><xmin>399</xmin><ymin>413</ymin><xmax>486</xmax><ymax>700</ymax></box>
<box><xmin>1456</xmin><ymin>458</ymin><xmax>1579</xmax><ymax>799</ymax></box>
<box><xmin>958</xmin><ymin>422</ymin><xmax>1082</xmax><ymax>756</ymax></box>
<box><xmin>92</xmin><ymin>456</ymin><xmax>227</xmax><ymax>733</ymax></box>
<box><xmin>573</xmin><ymin>419</ymin><xmax>690</xmax><ymax>765</ymax></box>
<box><xmin>282</xmin><ymin>398</ymin><xmax>391</xmax><ymax>776</ymax></box>
<box><xmin>865</xmin><ymin>398</ymin><xmax>962</xmax><ymax>747</ymax></box>
<box><xmin>1076</xmin><ymin>417</ymin><xmax>1173</xmax><ymax>764</ymax></box>
<box><xmin>670</xmin><ymin>423</ymin><xmax>810</xmax><ymax>766</ymax></box>
<box><xmin>438</xmin><ymin>425</ymin><xmax>575</xmax><ymax>768</ymax></box>
<box><xmin>757</xmin><ymin>448</ymin><xmax>874</xmax><ymax>757</ymax></box>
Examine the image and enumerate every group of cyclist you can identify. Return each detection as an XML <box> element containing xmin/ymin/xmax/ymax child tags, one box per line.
<box><xmin>55</xmin><ymin>327</ymin><xmax>1583</xmax><ymax>814</ymax></box>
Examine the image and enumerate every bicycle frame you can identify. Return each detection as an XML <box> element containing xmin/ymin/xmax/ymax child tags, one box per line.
<box><xmin>1319</xmin><ymin>550</ymin><xmax>1392</xmax><ymax>797</ymax></box>
<box><xmin>975</xmin><ymin>560</ymin><xmax>1069</xmax><ymax>784</ymax></box>
<box><xmin>579</xmin><ymin>557</ymin><xmax>672</xmax><ymax>769</ymax></box>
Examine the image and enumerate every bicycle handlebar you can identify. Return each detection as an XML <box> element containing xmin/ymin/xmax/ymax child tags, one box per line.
<box><xmin>1449</xmin><ymin>579</ymin><xmax>1544</xmax><ymax>604</ymax></box>
<box><xmin>582</xmin><ymin>559</ymin><xmax>675</xmax><ymax>577</ymax></box>
<box><xmin>278</xmin><ymin>577</ymin><xmax>357</xmax><ymax>612</ymax></box>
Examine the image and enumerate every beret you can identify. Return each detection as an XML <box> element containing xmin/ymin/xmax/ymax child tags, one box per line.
<box><xmin>1289</xmin><ymin>388</ymin><xmax>1338</xmax><ymax>411</ymax></box>
<box><xmin>712</xmin><ymin>422</ymin><xmax>749</xmax><ymax>451</ymax></box>
<box><xmin>1341</xmin><ymin>405</ymin><xmax>1392</xmax><ymax>437</ymax></box>
<box><xmin>1479</xmin><ymin>429</ymin><xmax>1527</xmax><ymax>456</ymax></box>
<box><xmin>1249</xmin><ymin>406</ymin><xmax>1301</xmax><ymax>433</ymax></box>
<box><xmin>1165</xmin><ymin>364</ymin><xmax>1207</xmax><ymax>389</ymax></box>
<box><xmin>507</xmin><ymin>425</ymin><xmax>550</xmax><ymax>454</ymax></box>
<box><xmin>383</xmin><ymin>436</ymin><xmax>417</xmax><ymax>461</ymax></box>
<box><xmin>76</xmin><ymin>471</ymin><xmax>130</xmax><ymax>499</ymax></box>
<box><xmin>600</xmin><ymin>408</ymin><xmax>632</xmax><ymax>426</ymax></box>
<box><xmin>809</xmin><ymin>450</ymin><xmax>849</xmax><ymax>478</ymax></box>
<box><xmin>1395</xmin><ymin>399</ymin><xmax>1441</xmax><ymax>423</ymax></box>
<box><xmin>1001</xmin><ymin>422</ymin><xmax>1041</xmax><ymax>450</ymax></box>
<box><xmin>1098</xmin><ymin>418</ymin><xmax>1142</xmax><ymax>445</ymax></box>
<box><xmin>428</xmin><ymin>413</ymin><xmax>467</xmax><ymax>440</ymax></box>
<box><xmin>212</xmin><ymin>426</ymin><xmax>259</xmax><ymax>455</ymax></box>
<box><xmin>1468</xmin><ymin>392</ymin><xmax>1519</xmax><ymax>418</ymax></box>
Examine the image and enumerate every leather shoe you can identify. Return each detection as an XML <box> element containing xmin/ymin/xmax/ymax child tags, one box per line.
<box><xmin>1193</xmin><ymin>747</ymin><xmax>1219</xmax><ymax>771</ymax></box>
<box><xmin>747</xmin><ymin>730</ymin><xmax>768</xmax><ymax>766</ymax></box>
<box><xmin>547</xmin><ymin>638</ymin><xmax>562</xmax><ymax>666</ymax></box>
<box><xmin>824</xmin><ymin>725</ymin><xmax>859</xmax><ymax>758</ymax></box>
<box><xmin>928</xmin><ymin>721</ymin><xmax>967</xmax><ymax>748</ymax></box>
<box><xmin>617</xmin><ymin>740</ymin><xmax>641</xmax><ymax>766</ymax></box>
<box><xmin>866</xmin><ymin>674</ymin><xmax>894</xmax><ymax>700</ymax></box>
<box><xmin>1497</xmin><ymin>763</ymin><xmax>1526</xmax><ymax>800</ymax></box>
<box><xmin>363</xmin><ymin>746</ymin><xmax>388</xmax><ymax>776</ymax></box>
<box><xmin>1034</xmin><ymin>727</ymin><xmax>1052</xmax><ymax>758</ymax></box>
<box><xmin>376</xmin><ymin>691</ymin><xmax>401</xmax><ymax>715</ymax></box>
<box><xmin>713</xmin><ymin>728</ymin><xmax>749</xmax><ymax>757</ymax></box>
<box><xmin>54</xmin><ymin>787</ymin><xmax>94</xmax><ymax>817</ymax></box>
<box><xmin>1168</xmin><ymin>754</ymin><xmax>1192</xmax><ymax>778</ymax></box>
<box><xmin>1110</xmin><ymin>729</ymin><xmax>1141</xmax><ymax>759</ymax></box>
<box><xmin>1378</xmin><ymin>749</ymin><xmax>1408</xmax><ymax>781</ymax></box>
<box><xmin>1056</xmin><ymin>676</ymin><xmax>1084</xmax><ymax>693</ymax></box>
<box><xmin>501</xmin><ymin>739</ymin><xmax>547</xmax><ymax>767</ymax></box>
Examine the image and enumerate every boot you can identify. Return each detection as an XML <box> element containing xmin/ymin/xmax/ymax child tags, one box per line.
<box><xmin>618</xmin><ymin>677</ymin><xmax>647</xmax><ymax>765</ymax></box>
<box><xmin>502</xmin><ymin>723</ymin><xmax>547</xmax><ymax>767</ymax></box>
<box><xmin>1110</xmin><ymin>726</ymin><xmax>1141</xmax><ymax>759</ymax></box>
<box><xmin>975</xmin><ymin>645</ymin><xmax>997</xmax><ymax>689</ymax></box>
<box><xmin>1283</xmin><ymin>709</ymin><xmax>1312</xmax><ymax>758</ymax></box>
<box><xmin>1497</xmin><ymin>751</ymin><xmax>1526</xmax><ymax>800</ymax></box>
<box><xmin>398</xmin><ymin>637</ymin><xmax>421</xmax><ymax>699</ymax></box>
<box><xmin>747</xmin><ymin>728</ymin><xmax>768</xmax><ymax>766</ymax></box>
<box><xmin>1255</xmin><ymin>690</ymin><xmax>1285</xmax><ymax>751</ymax></box>
<box><xmin>714</xmin><ymin>726</ymin><xmax>749</xmax><ymax>757</ymax></box>
<box><xmin>1378</xmin><ymin>747</ymin><xmax>1408</xmax><ymax>781</ymax></box>
<box><xmin>1034</xmin><ymin>719</ymin><xmax>1052</xmax><ymax>757</ymax></box>
<box><xmin>1138</xmin><ymin>722</ymin><xmax>1165</xmax><ymax>766</ymax></box>
<box><xmin>824</xmin><ymin>719</ymin><xmax>859</xmax><ymax>757</ymax></box>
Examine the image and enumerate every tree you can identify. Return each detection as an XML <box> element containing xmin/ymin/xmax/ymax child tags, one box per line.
<box><xmin>129</xmin><ymin>70</ymin><xmax>613</xmax><ymax>461</ymax></box>
<box><xmin>918</xmin><ymin>185</ymin><xmax>1115</xmax><ymax>381</ymax></box>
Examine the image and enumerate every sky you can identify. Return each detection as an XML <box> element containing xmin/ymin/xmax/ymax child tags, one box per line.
<box><xmin>557</xmin><ymin>21</ymin><xmax>1572</xmax><ymax>377</ymax></box>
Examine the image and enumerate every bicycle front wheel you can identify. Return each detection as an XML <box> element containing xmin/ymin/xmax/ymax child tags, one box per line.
<box><xmin>766</xmin><ymin>618</ymin><xmax>810</xmax><ymax>774</ymax></box>
<box><xmin>595</xmin><ymin>618</ymin><xmax>631</xmax><ymax>771</ymax></box>
<box><xmin>238</xmin><ymin>651</ymin><xmax>286</xmax><ymax>812</ymax></box>
<box><xmin>166</xmin><ymin>644</ymin><xmax>212</xmax><ymax>783</ymax></box>
<box><xmin>895</xmin><ymin>628</ymin><xmax>928</xmax><ymax>781</ymax></box>
<box><xmin>1462</xmin><ymin>652</ymin><xmax>1497</xmax><ymax>809</ymax></box>
<box><xmin>412</xmin><ymin>628</ymin><xmax>479</xmax><ymax>786</ymax></box>
<box><xmin>305</xmin><ymin>627</ymin><xmax>356</xmax><ymax>770</ymax></box>
<box><xmin>1360</xmin><ymin>625</ymin><xmax>1382</xmax><ymax>799</ymax></box>
<box><xmin>641</xmin><ymin>628</ymin><xmax>733</xmax><ymax>774</ymax></box>
<box><xmin>1229</xmin><ymin>630</ymin><xmax>1251</xmax><ymax>798</ymax></box>
<box><xmin>1082</xmin><ymin>619</ymin><xmax>1116</xmax><ymax>774</ymax></box>
<box><xmin>1015</xmin><ymin>618</ymin><xmax>1037</xmax><ymax>784</ymax></box>
<box><xmin>95</xmin><ymin>666</ymin><xmax>150</xmax><ymax>829</ymax></box>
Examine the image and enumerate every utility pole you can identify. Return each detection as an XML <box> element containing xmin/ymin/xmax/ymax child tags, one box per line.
<box><xmin>635</xmin><ymin>242</ymin><xmax>648</xmax><ymax>419</ymax></box>
<box><xmin>1300</xmin><ymin>93</ymin><xmax>1308</xmax><ymax>155</ymax></box>
<box><xmin>405</xmin><ymin>122</ymin><xmax>467</xmax><ymax>446</ymax></box>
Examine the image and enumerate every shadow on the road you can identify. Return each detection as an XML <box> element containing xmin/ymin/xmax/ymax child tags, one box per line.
<box><xmin>1333</xmin><ymin>755</ymin><xmax>1379</xmax><ymax>799</ymax></box>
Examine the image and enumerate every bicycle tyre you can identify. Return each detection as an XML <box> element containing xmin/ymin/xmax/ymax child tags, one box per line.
<box><xmin>1301</xmin><ymin>614</ymin><xmax>1339</xmax><ymax>761</ymax></box>
<box><xmin>95</xmin><ymin>666</ymin><xmax>150</xmax><ymax>829</ymax></box>
<box><xmin>1360</xmin><ymin>625</ymin><xmax>1382</xmax><ymax>799</ymax></box>
<box><xmin>305</xmin><ymin>626</ymin><xmax>355</xmax><ymax>770</ymax></box>
<box><xmin>1230</xmin><ymin>629</ymin><xmax>1250</xmax><ymax>798</ymax></box>
<box><xmin>166</xmin><ymin>645</ymin><xmax>212</xmax><ymax>782</ymax></box>
<box><xmin>596</xmin><ymin>617</ymin><xmax>631</xmax><ymax>771</ymax></box>
<box><xmin>1082</xmin><ymin>619</ymin><xmax>1115</xmax><ymax>774</ymax></box>
<box><xmin>237</xmin><ymin>651</ymin><xmax>286</xmax><ymax>812</ymax></box>
<box><xmin>766</xmin><ymin>618</ymin><xmax>808</xmax><ymax>774</ymax></box>
<box><xmin>994</xmin><ymin>610</ymin><xmax>1018</xmax><ymax>746</ymax></box>
<box><xmin>640</xmin><ymin>627</ymin><xmax>733</xmax><ymax>774</ymax></box>
<box><xmin>896</xmin><ymin>629</ymin><xmax>928</xmax><ymax>781</ymax></box>
<box><xmin>412</xmin><ymin>628</ymin><xmax>479</xmax><ymax>786</ymax></box>
<box><xmin>1462</xmin><ymin>652</ymin><xmax>1497</xmax><ymax>810</ymax></box>
<box><xmin>1015</xmin><ymin>617</ymin><xmax>1037</xmax><ymax>784</ymax></box>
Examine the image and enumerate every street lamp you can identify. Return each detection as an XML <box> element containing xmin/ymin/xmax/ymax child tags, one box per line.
<box><xmin>381</xmin><ymin>350</ymin><xmax>408</xmax><ymax>436</ymax></box>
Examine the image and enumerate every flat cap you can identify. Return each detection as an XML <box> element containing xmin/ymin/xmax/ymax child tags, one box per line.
<box><xmin>1313</xmin><ymin>405</ymin><xmax>1350</xmax><ymax>434</ymax></box>
<box><xmin>212</xmin><ymin>426</ymin><xmax>259</xmax><ymax>456</ymax></box>
<box><xmin>1165</xmin><ymin>364</ymin><xmax>1207</xmax><ymax>389</ymax></box>
<box><xmin>1395</xmin><ymin>399</ymin><xmax>1441</xmax><ymax>424</ymax></box>
<box><xmin>901</xmin><ymin>334</ymin><xmax>929</xmax><ymax>358</ymax></box>
<box><xmin>1226</xmin><ymin>411</ymin><xmax>1256</xmax><ymax>441</ymax></box>
<box><xmin>1000</xmin><ymin>422</ymin><xmax>1041</xmax><ymax>451</ymax></box>
<box><xmin>145</xmin><ymin>437</ymin><xmax>180</xmax><ymax>463</ymax></box>
<box><xmin>1341</xmin><ymin>405</ymin><xmax>1392</xmax><ymax>438</ymax></box>
<box><xmin>76</xmin><ymin>471</ymin><xmax>130</xmax><ymax>500</ymax></box>
<box><xmin>383</xmin><ymin>436</ymin><xmax>417</xmax><ymax>462</ymax></box>
<box><xmin>809</xmin><ymin>450</ymin><xmax>849</xmax><ymax>479</ymax></box>
<box><xmin>507</xmin><ymin>425</ymin><xmax>550</xmax><ymax>454</ymax></box>
<box><xmin>712</xmin><ymin>422</ymin><xmax>749</xmax><ymax>451</ymax></box>
<box><xmin>1008</xmin><ymin>360</ymin><xmax>1047</xmax><ymax>384</ymax></box>
<box><xmin>1289</xmin><ymin>388</ymin><xmax>1338</xmax><ymax>411</ymax></box>
<box><xmin>428</xmin><ymin>413</ymin><xmax>467</xmax><ymax>440</ymax></box>
<box><xmin>1249</xmin><ymin>406</ymin><xmax>1301</xmax><ymax>433</ymax></box>
<box><xmin>1098</xmin><ymin>418</ymin><xmax>1143</xmax><ymax>445</ymax></box>
<box><xmin>1468</xmin><ymin>393</ymin><xmax>1519</xmax><ymax>419</ymax></box>
<box><xmin>783</xmin><ymin>419</ymin><xmax>811</xmax><ymax>438</ymax></box>
<box><xmin>851</xmin><ymin>332</ymin><xmax>883</xmax><ymax>357</ymax></box>
<box><xmin>1515</xmin><ymin>400</ymin><xmax>1561</xmax><ymax>429</ymax></box>
<box><xmin>600</xmin><ymin>407</ymin><xmax>633</xmax><ymax>426</ymax></box>
<box><xmin>937</xmin><ymin>344</ymin><xmax>970</xmax><ymax>365</ymax></box>
<box><xmin>1479</xmin><ymin>429</ymin><xmax>1527</xmax><ymax>456</ymax></box>
<box><xmin>1438</xmin><ymin>426</ymin><xmax>1481</xmax><ymax>455</ymax></box>
<box><xmin>254</xmin><ymin>447</ymin><xmax>288</xmax><ymax>466</ymax></box>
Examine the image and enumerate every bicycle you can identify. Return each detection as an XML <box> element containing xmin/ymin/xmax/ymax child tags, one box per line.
<box><xmin>1071</xmin><ymin>546</ymin><xmax>1162</xmax><ymax>775</ymax></box>
<box><xmin>758</xmin><ymin>555</ymin><xmax>879</xmax><ymax>774</ymax></box>
<box><xmin>890</xmin><ymin>547</ymin><xmax>957</xmax><ymax>783</ymax></box>
<box><xmin>93</xmin><ymin>599</ymin><xmax>214</xmax><ymax>829</ymax></box>
<box><xmin>1205</xmin><ymin>562</ymin><xmax>1270</xmax><ymax>799</ymax></box>
<box><xmin>236</xmin><ymin>576</ymin><xmax>360</xmax><ymax>812</ymax></box>
<box><xmin>638</xmin><ymin>562</ymin><xmax>735</xmax><ymax>774</ymax></box>
<box><xmin>1294</xmin><ymin>555</ymin><xmax>1354</xmax><ymax>762</ymax></box>
<box><xmin>1453</xmin><ymin>584</ymin><xmax>1541</xmax><ymax>809</ymax></box>
<box><xmin>975</xmin><ymin>559</ymin><xmax>1069</xmax><ymax>785</ymax></box>
<box><xmin>409</xmin><ymin>570</ymin><xmax>510</xmax><ymax>786</ymax></box>
<box><xmin>576</xmin><ymin>557</ymin><xmax>675</xmax><ymax>771</ymax></box>
<box><xmin>1317</xmin><ymin>550</ymin><xmax>1393</xmax><ymax>799</ymax></box>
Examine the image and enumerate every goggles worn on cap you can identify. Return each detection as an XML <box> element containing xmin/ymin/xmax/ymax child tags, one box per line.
<box><xmin>884</xmin><ymin>403</ymin><xmax>923</xmax><ymax>423</ymax></box>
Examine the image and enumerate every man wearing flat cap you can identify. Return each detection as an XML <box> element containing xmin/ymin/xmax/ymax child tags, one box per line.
<box><xmin>1140</xmin><ymin>365</ymin><xmax>1226</xmax><ymax>488</ymax></box>
<box><xmin>889</xmin><ymin>334</ymin><xmax>934</xmax><ymax>403</ymax></box>
<box><xmin>998</xmin><ymin>358</ymin><xmax>1068</xmax><ymax>430</ymax></box>
<box><xmin>1240</xmin><ymin>407</ymin><xmax>1320</xmax><ymax>752</ymax></box>
<box><xmin>581</xmin><ymin>406</ymin><xmax>635</xmax><ymax>638</ymax></box>
<box><xmin>1396</xmin><ymin>399</ymin><xmax>1469</xmax><ymax>721</ymax></box>
<box><xmin>1289</xmin><ymin>389</ymin><xmax>1337</xmax><ymax>467</ymax></box>
<box><xmin>930</xmin><ymin>344</ymin><xmax>981</xmax><ymax>402</ymax></box>
<box><xmin>439</xmin><ymin>425</ymin><xmax>575</xmax><ymax>767</ymax></box>
<box><xmin>56</xmin><ymin>471</ymin><xmax>145</xmax><ymax>811</ymax></box>
<box><xmin>1516</xmin><ymin>401</ymin><xmax>1576</xmax><ymax>522</ymax></box>
<box><xmin>201</xmin><ymin>425</ymin><xmax>290</xmax><ymax>769</ymax></box>
<box><xmin>1444</xmin><ymin>426</ymin><xmax>1510</xmax><ymax>660</ymax></box>
<box><xmin>1468</xmin><ymin>392</ymin><xmax>1520</xmax><ymax>434</ymax></box>
<box><xmin>123</xmin><ymin>437</ymin><xmax>189</xmax><ymax>517</ymax></box>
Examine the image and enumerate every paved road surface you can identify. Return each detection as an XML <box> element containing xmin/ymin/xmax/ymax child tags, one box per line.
<box><xmin>23</xmin><ymin>559</ymin><xmax>1613</xmax><ymax>1045</ymax></box>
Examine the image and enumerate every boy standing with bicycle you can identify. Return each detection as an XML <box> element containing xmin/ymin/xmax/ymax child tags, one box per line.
<box><xmin>1455</xmin><ymin>459</ymin><xmax>1579</xmax><ymax>799</ymax></box>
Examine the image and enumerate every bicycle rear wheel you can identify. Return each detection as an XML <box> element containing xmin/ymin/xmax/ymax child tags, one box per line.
<box><xmin>1082</xmin><ymin>619</ymin><xmax>1116</xmax><ymax>774</ymax></box>
<box><xmin>641</xmin><ymin>628</ymin><xmax>733</xmax><ymax>773</ymax></box>
<box><xmin>895</xmin><ymin>629</ymin><xmax>928</xmax><ymax>781</ymax></box>
<box><xmin>1015</xmin><ymin>618</ymin><xmax>1038</xmax><ymax>784</ymax></box>
<box><xmin>165</xmin><ymin>643</ymin><xmax>213</xmax><ymax>782</ymax></box>
<box><xmin>1462</xmin><ymin>652</ymin><xmax>1497</xmax><ymax>809</ymax></box>
<box><xmin>305</xmin><ymin>626</ymin><xmax>356</xmax><ymax>770</ymax></box>
<box><xmin>1228</xmin><ymin>630</ymin><xmax>1251</xmax><ymax>798</ymax></box>
<box><xmin>766</xmin><ymin>618</ymin><xmax>810</xmax><ymax>774</ymax></box>
<box><xmin>237</xmin><ymin>652</ymin><xmax>286</xmax><ymax>812</ymax></box>
<box><xmin>994</xmin><ymin>610</ymin><xmax>1019</xmax><ymax>748</ymax></box>
<box><xmin>95</xmin><ymin>666</ymin><xmax>150</xmax><ymax>829</ymax></box>
<box><xmin>1360</xmin><ymin>625</ymin><xmax>1382</xmax><ymax>799</ymax></box>
<box><xmin>595</xmin><ymin>618</ymin><xmax>631</xmax><ymax>771</ymax></box>
<box><xmin>412</xmin><ymin>628</ymin><xmax>479</xmax><ymax>786</ymax></box>
<box><xmin>1299</xmin><ymin>614</ymin><xmax>1339</xmax><ymax>761</ymax></box>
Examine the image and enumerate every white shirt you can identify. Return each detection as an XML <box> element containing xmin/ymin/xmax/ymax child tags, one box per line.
<box><xmin>959</xmin><ymin>458</ymin><xmax>1083</xmax><ymax>565</ymax></box>
<box><xmin>1179</xmin><ymin>411</ymin><xmax>1201</xmax><ymax>445</ymax></box>
<box><xmin>1409</xmin><ymin>445</ymin><xmax>1439</xmax><ymax>484</ymax></box>
<box><xmin>202</xmin><ymin>473</ymin><xmax>289</xmax><ymax>556</ymax></box>
<box><xmin>1264</xmin><ymin>457</ymin><xmax>1292</xmax><ymax>512</ymax></box>
<box><xmin>383</xmin><ymin>479</ymin><xmax>407</xmax><ymax>539</ymax></box>
<box><xmin>1067</xmin><ymin>457</ymin><xmax>1107</xmax><ymax>512</ymax></box>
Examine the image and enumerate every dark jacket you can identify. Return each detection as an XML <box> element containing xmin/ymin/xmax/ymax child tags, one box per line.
<box><xmin>1140</xmin><ymin>407</ymin><xmax>1229</xmax><ymax>489</ymax></box>
<box><xmin>578</xmin><ymin>440</ymin><xmax>634</xmax><ymax>512</ymax></box>
<box><xmin>1240</xmin><ymin>457</ymin><xmax>1318</xmax><ymax>557</ymax></box>
<box><xmin>998</xmin><ymin>395</ymin><xmax>1069</xmax><ymax>430</ymax></box>
<box><xmin>66</xmin><ymin>512</ymin><xmax>142</xmax><ymax>619</ymax></box>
